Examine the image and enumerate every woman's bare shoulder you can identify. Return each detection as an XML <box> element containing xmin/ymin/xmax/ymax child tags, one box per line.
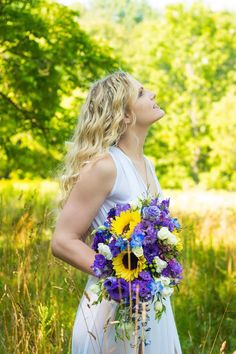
<box><xmin>79</xmin><ymin>151</ymin><xmax>115</xmax><ymax>177</ymax></box>
<box><xmin>75</xmin><ymin>151</ymin><xmax>116</xmax><ymax>196</ymax></box>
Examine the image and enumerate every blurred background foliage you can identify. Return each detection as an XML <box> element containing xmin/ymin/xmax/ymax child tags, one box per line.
<box><xmin>1</xmin><ymin>0</ymin><xmax>235</xmax><ymax>189</ymax></box>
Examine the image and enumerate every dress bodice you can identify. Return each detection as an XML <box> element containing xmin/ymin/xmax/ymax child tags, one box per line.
<box><xmin>91</xmin><ymin>145</ymin><xmax>164</xmax><ymax>230</ymax></box>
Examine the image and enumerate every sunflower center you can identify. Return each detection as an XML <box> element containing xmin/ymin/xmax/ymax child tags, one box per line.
<box><xmin>122</xmin><ymin>223</ymin><xmax>130</xmax><ymax>234</ymax></box>
<box><xmin>122</xmin><ymin>252</ymin><xmax>138</xmax><ymax>270</ymax></box>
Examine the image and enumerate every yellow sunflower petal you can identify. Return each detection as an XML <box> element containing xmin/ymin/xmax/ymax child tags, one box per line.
<box><xmin>110</xmin><ymin>210</ymin><xmax>141</xmax><ymax>239</ymax></box>
<box><xmin>112</xmin><ymin>250</ymin><xmax>146</xmax><ymax>281</ymax></box>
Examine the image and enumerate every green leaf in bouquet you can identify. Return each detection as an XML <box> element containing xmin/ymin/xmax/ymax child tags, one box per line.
<box><xmin>113</xmin><ymin>302</ymin><xmax>135</xmax><ymax>342</ymax></box>
<box><xmin>154</xmin><ymin>303</ymin><xmax>166</xmax><ymax>321</ymax></box>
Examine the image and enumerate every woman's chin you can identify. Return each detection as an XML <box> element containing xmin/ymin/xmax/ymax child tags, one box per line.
<box><xmin>155</xmin><ymin>109</ymin><xmax>165</xmax><ymax>120</ymax></box>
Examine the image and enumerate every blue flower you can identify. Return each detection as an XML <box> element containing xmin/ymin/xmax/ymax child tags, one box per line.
<box><xmin>104</xmin><ymin>221</ymin><xmax>110</xmax><ymax>228</ymax></box>
<box><xmin>130</xmin><ymin>233</ymin><xmax>144</xmax><ymax>248</ymax></box>
<box><xmin>115</xmin><ymin>237</ymin><xmax>128</xmax><ymax>251</ymax></box>
<box><xmin>172</xmin><ymin>217</ymin><xmax>181</xmax><ymax>230</ymax></box>
<box><xmin>148</xmin><ymin>280</ymin><xmax>164</xmax><ymax>295</ymax></box>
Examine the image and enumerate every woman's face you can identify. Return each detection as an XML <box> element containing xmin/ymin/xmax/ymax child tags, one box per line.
<box><xmin>129</xmin><ymin>78</ymin><xmax>165</xmax><ymax>126</ymax></box>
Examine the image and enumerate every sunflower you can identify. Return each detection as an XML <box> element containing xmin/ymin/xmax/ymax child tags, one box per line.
<box><xmin>112</xmin><ymin>250</ymin><xmax>146</xmax><ymax>281</ymax></box>
<box><xmin>110</xmin><ymin>210</ymin><xmax>141</xmax><ymax>239</ymax></box>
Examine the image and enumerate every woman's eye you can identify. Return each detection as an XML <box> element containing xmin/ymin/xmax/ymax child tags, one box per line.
<box><xmin>139</xmin><ymin>90</ymin><xmax>143</xmax><ymax>97</ymax></box>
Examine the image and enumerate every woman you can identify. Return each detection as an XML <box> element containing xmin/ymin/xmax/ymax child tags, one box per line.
<box><xmin>51</xmin><ymin>70</ymin><xmax>182</xmax><ymax>353</ymax></box>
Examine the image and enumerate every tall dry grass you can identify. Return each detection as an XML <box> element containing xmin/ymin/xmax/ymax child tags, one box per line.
<box><xmin>0</xmin><ymin>181</ymin><xmax>235</xmax><ymax>353</ymax></box>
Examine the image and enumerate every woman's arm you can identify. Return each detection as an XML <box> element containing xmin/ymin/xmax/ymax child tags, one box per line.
<box><xmin>51</xmin><ymin>153</ymin><xmax>116</xmax><ymax>276</ymax></box>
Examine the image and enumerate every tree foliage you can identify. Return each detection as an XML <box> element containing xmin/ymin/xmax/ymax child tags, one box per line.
<box><xmin>0</xmin><ymin>0</ymin><xmax>121</xmax><ymax>178</ymax></box>
<box><xmin>80</xmin><ymin>0</ymin><xmax>236</xmax><ymax>190</ymax></box>
<box><xmin>1</xmin><ymin>0</ymin><xmax>235</xmax><ymax>190</ymax></box>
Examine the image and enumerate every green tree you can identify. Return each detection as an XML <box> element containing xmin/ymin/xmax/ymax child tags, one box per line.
<box><xmin>126</xmin><ymin>3</ymin><xmax>236</xmax><ymax>188</ymax></box>
<box><xmin>205</xmin><ymin>88</ymin><xmax>236</xmax><ymax>190</ymax></box>
<box><xmin>0</xmin><ymin>0</ymin><xmax>121</xmax><ymax>178</ymax></box>
<box><xmin>76</xmin><ymin>1</ymin><xmax>236</xmax><ymax>189</ymax></box>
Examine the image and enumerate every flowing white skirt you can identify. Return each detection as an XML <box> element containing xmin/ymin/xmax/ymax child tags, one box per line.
<box><xmin>72</xmin><ymin>275</ymin><xmax>182</xmax><ymax>354</ymax></box>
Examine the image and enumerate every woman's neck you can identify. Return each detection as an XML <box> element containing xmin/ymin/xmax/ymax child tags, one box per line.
<box><xmin>116</xmin><ymin>130</ymin><xmax>147</xmax><ymax>162</ymax></box>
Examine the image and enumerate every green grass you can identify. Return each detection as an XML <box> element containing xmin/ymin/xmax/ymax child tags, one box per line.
<box><xmin>0</xmin><ymin>180</ymin><xmax>235</xmax><ymax>353</ymax></box>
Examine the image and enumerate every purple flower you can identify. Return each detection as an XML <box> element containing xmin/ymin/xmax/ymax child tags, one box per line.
<box><xmin>115</xmin><ymin>203</ymin><xmax>131</xmax><ymax>216</ymax></box>
<box><xmin>139</xmin><ymin>271</ymin><xmax>152</xmax><ymax>281</ymax></box>
<box><xmin>142</xmin><ymin>206</ymin><xmax>161</xmax><ymax>220</ymax></box>
<box><xmin>108</xmin><ymin>239</ymin><xmax>120</xmax><ymax>257</ymax></box>
<box><xmin>134</xmin><ymin>220</ymin><xmax>157</xmax><ymax>239</ymax></box>
<box><xmin>91</xmin><ymin>254</ymin><xmax>106</xmax><ymax>277</ymax></box>
<box><xmin>104</xmin><ymin>277</ymin><xmax>129</xmax><ymax>302</ymax></box>
<box><xmin>107</xmin><ymin>203</ymin><xmax>130</xmax><ymax>220</ymax></box>
<box><xmin>143</xmin><ymin>235</ymin><xmax>156</xmax><ymax>246</ymax></box>
<box><xmin>161</xmin><ymin>266</ymin><xmax>171</xmax><ymax>277</ymax></box>
<box><xmin>94</xmin><ymin>254</ymin><xmax>106</xmax><ymax>268</ymax></box>
<box><xmin>161</xmin><ymin>198</ymin><xmax>170</xmax><ymax>210</ymax></box>
<box><xmin>107</xmin><ymin>207</ymin><xmax>116</xmax><ymax>219</ymax></box>
<box><xmin>161</xmin><ymin>259</ymin><xmax>182</xmax><ymax>278</ymax></box>
<box><xmin>156</xmin><ymin>212</ymin><xmax>176</xmax><ymax>231</ymax></box>
<box><xmin>132</xmin><ymin>279</ymin><xmax>152</xmax><ymax>300</ymax></box>
<box><xmin>150</xmin><ymin>197</ymin><xmax>162</xmax><ymax>207</ymax></box>
<box><xmin>91</xmin><ymin>254</ymin><xmax>113</xmax><ymax>278</ymax></box>
<box><xmin>143</xmin><ymin>243</ymin><xmax>159</xmax><ymax>263</ymax></box>
<box><xmin>91</xmin><ymin>233</ymin><xmax>106</xmax><ymax>251</ymax></box>
<box><xmin>168</xmin><ymin>259</ymin><xmax>183</xmax><ymax>275</ymax></box>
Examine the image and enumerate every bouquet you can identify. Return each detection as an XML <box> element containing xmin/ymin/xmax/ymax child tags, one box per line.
<box><xmin>89</xmin><ymin>194</ymin><xmax>183</xmax><ymax>349</ymax></box>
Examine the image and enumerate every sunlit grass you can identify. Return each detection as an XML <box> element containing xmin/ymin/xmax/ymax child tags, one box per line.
<box><xmin>166</xmin><ymin>189</ymin><xmax>236</xmax><ymax>354</ymax></box>
<box><xmin>0</xmin><ymin>180</ymin><xmax>235</xmax><ymax>353</ymax></box>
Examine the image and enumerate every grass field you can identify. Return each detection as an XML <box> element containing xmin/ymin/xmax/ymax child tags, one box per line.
<box><xmin>0</xmin><ymin>180</ymin><xmax>235</xmax><ymax>353</ymax></box>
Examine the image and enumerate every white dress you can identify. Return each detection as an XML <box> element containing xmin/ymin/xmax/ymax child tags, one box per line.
<box><xmin>72</xmin><ymin>145</ymin><xmax>182</xmax><ymax>354</ymax></box>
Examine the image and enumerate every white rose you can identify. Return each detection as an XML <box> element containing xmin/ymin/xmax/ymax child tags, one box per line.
<box><xmin>132</xmin><ymin>246</ymin><xmax>143</xmax><ymax>257</ymax></box>
<box><xmin>158</xmin><ymin>227</ymin><xmax>177</xmax><ymax>245</ymax></box>
<box><xmin>97</xmin><ymin>243</ymin><xmax>113</xmax><ymax>260</ymax></box>
<box><xmin>157</xmin><ymin>227</ymin><xmax>171</xmax><ymax>240</ymax></box>
<box><xmin>153</xmin><ymin>256</ymin><xmax>168</xmax><ymax>272</ymax></box>
<box><xmin>154</xmin><ymin>301</ymin><xmax>163</xmax><ymax>312</ymax></box>
<box><xmin>162</xmin><ymin>286</ymin><xmax>174</xmax><ymax>298</ymax></box>
<box><xmin>129</xmin><ymin>198</ymin><xmax>142</xmax><ymax>210</ymax></box>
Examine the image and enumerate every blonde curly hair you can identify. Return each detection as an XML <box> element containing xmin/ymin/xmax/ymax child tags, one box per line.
<box><xmin>57</xmin><ymin>70</ymin><xmax>139</xmax><ymax>209</ymax></box>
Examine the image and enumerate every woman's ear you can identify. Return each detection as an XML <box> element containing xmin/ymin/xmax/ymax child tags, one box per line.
<box><xmin>124</xmin><ymin>113</ymin><xmax>132</xmax><ymax>124</ymax></box>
